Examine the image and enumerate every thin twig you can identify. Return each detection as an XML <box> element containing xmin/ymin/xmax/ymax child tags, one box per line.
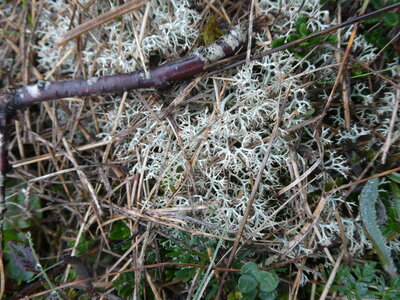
<box><xmin>319</xmin><ymin>250</ymin><xmax>345</xmax><ymax>300</ymax></box>
<box><xmin>246</xmin><ymin>0</ymin><xmax>255</xmax><ymax>64</ymax></box>
<box><xmin>57</xmin><ymin>0</ymin><xmax>147</xmax><ymax>46</ymax></box>
<box><xmin>2</xmin><ymin>23</ymin><xmax>248</xmax><ymax>114</ymax></box>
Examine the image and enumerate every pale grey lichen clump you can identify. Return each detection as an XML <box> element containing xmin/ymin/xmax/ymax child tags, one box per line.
<box><xmin>34</xmin><ymin>0</ymin><xmax>75</xmax><ymax>76</ymax></box>
<box><xmin>86</xmin><ymin>0</ymin><xmax>201</xmax><ymax>76</ymax></box>
<box><xmin>33</xmin><ymin>0</ymin><xmax>400</xmax><ymax>274</ymax></box>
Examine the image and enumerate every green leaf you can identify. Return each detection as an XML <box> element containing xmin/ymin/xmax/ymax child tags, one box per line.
<box><xmin>287</xmin><ymin>34</ymin><xmax>300</xmax><ymax>43</ymax></box>
<box><xmin>299</xmin><ymin>40</ymin><xmax>313</xmax><ymax>47</ymax></box>
<box><xmin>365</xmin><ymin>28</ymin><xmax>383</xmax><ymax>44</ymax></box>
<box><xmin>237</xmin><ymin>275</ymin><xmax>258</xmax><ymax>293</ymax></box>
<box><xmin>183</xmin><ymin>268</ymin><xmax>197</xmax><ymax>283</ymax></box>
<box><xmin>383</xmin><ymin>12</ymin><xmax>399</xmax><ymax>27</ymax></box>
<box><xmin>363</xmin><ymin>15</ymin><xmax>383</xmax><ymax>24</ymax></box>
<box><xmin>390</xmin><ymin>182</ymin><xmax>400</xmax><ymax>219</ymax></box>
<box><xmin>174</xmin><ymin>267</ymin><xmax>198</xmax><ymax>282</ymax></box>
<box><xmin>387</xmin><ymin>172</ymin><xmax>400</xmax><ymax>184</ymax></box>
<box><xmin>258</xmin><ymin>290</ymin><xmax>277</xmax><ymax>300</ymax></box>
<box><xmin>295</xmin><ymin>16</ymin><xmax>308</xmax><ymax>33</ymax></box>
<box><xmin>381</xmin><ymin>206</ymin><xmax>400</xmax><ymax>236</ymax></box>
<box><xmin>271</xmin><ymin>37</ymin><xmax>286</xmax><ymax>48</ymax></box>
<box><xmin>118</xmin><ymin>283</ymin><xmax>134</xmax><ymax>298</ymax></box>
<box><xmin>4</xmin><ymin>193</ymin><xmax>42</xmax><ymax>230</ymax></box>
<box><xmin>304</xmin><ymin>108</ymin><xmax>315</xmax><ymax>119</ymax></box>
<box><xmin>113</xmin><ymin>272</ymin><xmax>134</xmax><ymax>297</ymax></box>
<box><xmin>228</xmin><ymin>291</ymin><xmax>242</xmax><ymax>300</ymax></box>
<box><xmin>354</xmin><ymin>264</ymin><xmax>362</xmax><ymax>279</ymax></box>
<box><xmin>298</xmin><ymin>22</ymin><xmax>310</xmax><ymax>37</ymax></box>
<box><xmin>371</xmin><ymin>0</ymin><xmax>384</xmax><ymax>9</ymax></box>
<box><xmin>257</xmin><ymin>271</ymin><xmax>279</xmax><ymax>292</ymax></box>
<box><xmin>240</xmin><ymin>261</ymin><xmax>259</xmax><ymax>278</ymax></box>
<box><xmin>67</xmin><ymin>234</ymin><xmax>93</xmax><ymax>257</ymax></box>
<box><xmin>241</xmin><ymin>288</ymin><xmax>258</xmax><ymax>300</ymax></box>
<box><xmin>205</xmin><ymin>283</ymin><xmax>219</xmax><ymax>300</ymax></box>
<box><xmin>360</xmin><ymin>178</ymin><xmax>397</xmax><ymax>277</ymax></box>
<box><xmin>390</xmin><ymin>276</ymin><xmax>400</xmax><ymax>289</ymax></box>
<box><xmin>355</xmin><ymin>282</ymin><xmax>368</xmax><ymax>297</ymax></box>
<box><xmin>165</xmin><ymin>251</ymin><xmax>182</xmax><ymax>258</ymax></box>
<box><xmin>109</xmin><ymin>221</ymin><xmax>131</xmax><ymax>240</ymax></box>
<box><xmin>326</xmin><ymin>35</ymin><xmax>338</xmax><ymax>45</ymax></box>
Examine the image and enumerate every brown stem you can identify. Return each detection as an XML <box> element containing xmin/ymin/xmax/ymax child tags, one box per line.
<box><xmin>0</xmin><ymin>117</ymin><xmax>8</xmax><ymax>251</ymax></box>
<box><xmin>6</xmin><ymin>24</ymin><xmax>247</xmax><ymax>112</ymax></box>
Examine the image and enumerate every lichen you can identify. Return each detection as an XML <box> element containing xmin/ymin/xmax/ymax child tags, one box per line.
<box><xmin>22</xmin><ymin>0</ymin><xmax>400</xmax><ymax>284</ymax></box>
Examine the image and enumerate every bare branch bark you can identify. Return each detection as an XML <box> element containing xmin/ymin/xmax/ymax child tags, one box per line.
<box><xmin>4</xmin><ymin>24</ymin><xmax>247</xmax><ymax>113</ymax></box>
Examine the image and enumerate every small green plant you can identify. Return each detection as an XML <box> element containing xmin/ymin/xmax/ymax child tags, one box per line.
<box><xmin>3</xmin><ymin>180</ymin><xmax>42</xmax><ymax>284</ymax></box>
<box><xmin>165</xmin><ymin>232</ymin><xmax>215</xmax><ymax>283</ymax></box>
<box><xmin>163</xmin><ymin>232</ymin><xmax>229</xmax><ymax>299</ymax></box>
<box><xmin>108</xmin><ymin>220</ymin><xmax>133</xmax><ymax>250</ymax></box>
<box><xmin>112</xmin><ymin>272</ymin><xmax>135</xmax><ymax>298</ymax></box>
<box><xmin>363</xmin><ymin>0</ymin><xmax>400</xmax><ymax>60</ymax></box>
<box><xmin>271</xmin><ymin>15</ymin><xmax>337</xmax><ymax>58</ymax></box>
<box><xmin>228</xmin><ymin>261</ymin><xmax>279</xmax><ymax>300</ymax></box>
<box><xmin>67</xmin><ymin>233</ymin><xmax>94</xmax><ymax>257</ymax></box>
<box><xmin>109</xmin><ymin>220</ymin><xmax>131</xmax><ymax>240</ymax></box>
<box><xmin>331</xmin><ymin>262</ymin><xmax>400</xmax><ymax>299</ymax></box>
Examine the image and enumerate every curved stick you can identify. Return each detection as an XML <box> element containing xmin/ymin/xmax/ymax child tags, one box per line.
<box><xmin>7</xmin><ymin>25</ymin><xmax>247</xmax><ymax>110</ymax></box>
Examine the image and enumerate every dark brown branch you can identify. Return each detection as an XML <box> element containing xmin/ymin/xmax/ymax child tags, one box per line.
<box><xmin>3</xmin><ymin>24</ymin><xmax>247</xmax><ymax>113</ymax></box>
<box><xmin>2</xmin><ymin>1</ymin><xmax>399</xmax><ymax>115</ymax></box>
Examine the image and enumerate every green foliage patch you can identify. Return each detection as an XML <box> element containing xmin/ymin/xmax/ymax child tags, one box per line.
<box><xmin>271</xmin><ymin>15</ymin><xmax>337</xmax><ymax>58</ymax></box>
<box><xmin>331</xmin><ymin>262</ymin><xmax>400</xmax><ymax>299</ymax></box>
<box><xmin>229</xmin><ymin>261</ymin><xmax>279</xmax><ymax>300</ymax></box>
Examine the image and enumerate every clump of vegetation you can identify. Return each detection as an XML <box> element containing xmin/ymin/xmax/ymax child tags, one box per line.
<box><xmin>1</xmin><ymin>0</ymin><xmax>399</xmax><ymax>298</ymax></box>
<box><xmin>230</xmin><ymin>261</ymin><xmax>279</xmax><ymax>300</ymax></box>
<box><xmin>330</xmin><ymin>262</ymin><xmax>400</xmax><ymax>299</ymax></box>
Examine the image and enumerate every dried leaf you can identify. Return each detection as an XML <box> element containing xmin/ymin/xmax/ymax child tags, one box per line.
<box><xmin>8</xmin><ymin>241</ymin><xmax>39</xmax><ymax>273</ymax></box>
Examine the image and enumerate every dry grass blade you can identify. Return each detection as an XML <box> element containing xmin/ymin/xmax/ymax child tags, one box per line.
<box><xmin>145</xmin><ymin>270</ymin><xmax>162</xmax><ymax>300</ymax></box>
<box><xmin>319</xmin><ymin>250</ymin><xmax>345</xmax><ymax>300</ymax></box>
<box><xmin>12</xmin><ymin>139</ymin><xmax>118</xmax><ymax>168</ymax></box>
<box><xmin>381</xmin><ymin>87</ymin><xmax>400</xmax><ymax>164</ymax></box>
<box><xmin>281</xmin><ymin>197</ymin><xmax>328</xmax><ymax>255</ymax></box>
<box><xmin>0</xmin><ymin>250</ymin><xmax>4</xmax><ymax>299</ymax></box>
<box><xmin>330</xmin><ymin>166</ymin><xmax>400</xmax><ymax>194</ymax></box>
<box><xmin>57</xmin><ymin>0</ymin><xmax>146</xmax><ymax>46</ymax></box>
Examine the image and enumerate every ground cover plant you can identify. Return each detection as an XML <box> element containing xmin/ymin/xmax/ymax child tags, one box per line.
<box><xmin>0</xmin><ymin>0</ymin><xmax>399</xmax><ymax>298</ymax></box>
